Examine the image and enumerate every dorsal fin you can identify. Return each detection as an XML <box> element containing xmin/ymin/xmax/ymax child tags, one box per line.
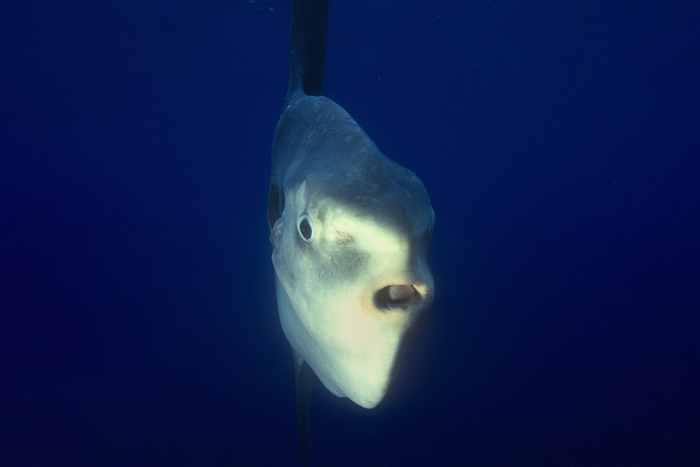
<box><xmin>287</xmin><ymin>0</ymin><xmax>329</xmax><ymax>100</ymax></box>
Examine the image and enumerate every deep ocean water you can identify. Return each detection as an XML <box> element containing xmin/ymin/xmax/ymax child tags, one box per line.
<box><xmin>1</xmin><ymin>1</ymin><xmax>699</xmax><ymax>465</ymax></box>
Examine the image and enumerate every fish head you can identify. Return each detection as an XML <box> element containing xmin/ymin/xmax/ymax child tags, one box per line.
<box><xmin>270</xmin><ymin>155</ymin><xmax>434</xmax><ymax>408</ymax></box>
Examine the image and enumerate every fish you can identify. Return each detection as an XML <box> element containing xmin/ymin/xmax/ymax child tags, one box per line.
<box><xmin>267</xmin><ymin>0</ymin><xmax>435</xmax><ymax>464</ymax></box>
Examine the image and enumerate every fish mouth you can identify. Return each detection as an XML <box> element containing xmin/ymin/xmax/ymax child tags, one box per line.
<box><xmin>374</xmin><ymin>283</ymin><xmax>431</xmax><ymax>310</ymax></box>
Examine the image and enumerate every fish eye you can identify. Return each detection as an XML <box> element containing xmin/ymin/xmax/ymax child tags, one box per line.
<box><xmin>298</xmin><ymin>215</ymin><xmax>314</xmax><ymax>242</ymax></box>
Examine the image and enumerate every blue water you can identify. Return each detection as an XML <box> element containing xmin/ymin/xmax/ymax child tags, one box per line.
<box><xmin>1</xmin><ymin>0</ymin><xmax>699</xmax><ymax>465</ymax></box>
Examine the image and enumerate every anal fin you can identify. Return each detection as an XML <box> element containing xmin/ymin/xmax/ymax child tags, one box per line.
<box><xmin>294</xmin><ymin>351</ymin><xmax>315</xmax><ymax>466</ymax></box>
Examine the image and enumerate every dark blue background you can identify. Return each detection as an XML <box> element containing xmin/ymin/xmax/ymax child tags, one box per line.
<box><xmin>2</xmin><ymin>0</ymin><xmax>699</xmax><ymax>465</ymax></box>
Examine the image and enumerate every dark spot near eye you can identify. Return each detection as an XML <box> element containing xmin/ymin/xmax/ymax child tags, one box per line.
<box><xmin>336</xmin><ymin>231</ymin><xmax>354</xmax><ymax>244</ymax></box>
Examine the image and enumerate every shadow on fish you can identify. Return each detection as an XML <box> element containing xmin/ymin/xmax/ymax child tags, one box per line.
<box><xmin>267</xmin><ymin>0</ymin><xmax>435</xmax><ymax>464</ymax></box>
